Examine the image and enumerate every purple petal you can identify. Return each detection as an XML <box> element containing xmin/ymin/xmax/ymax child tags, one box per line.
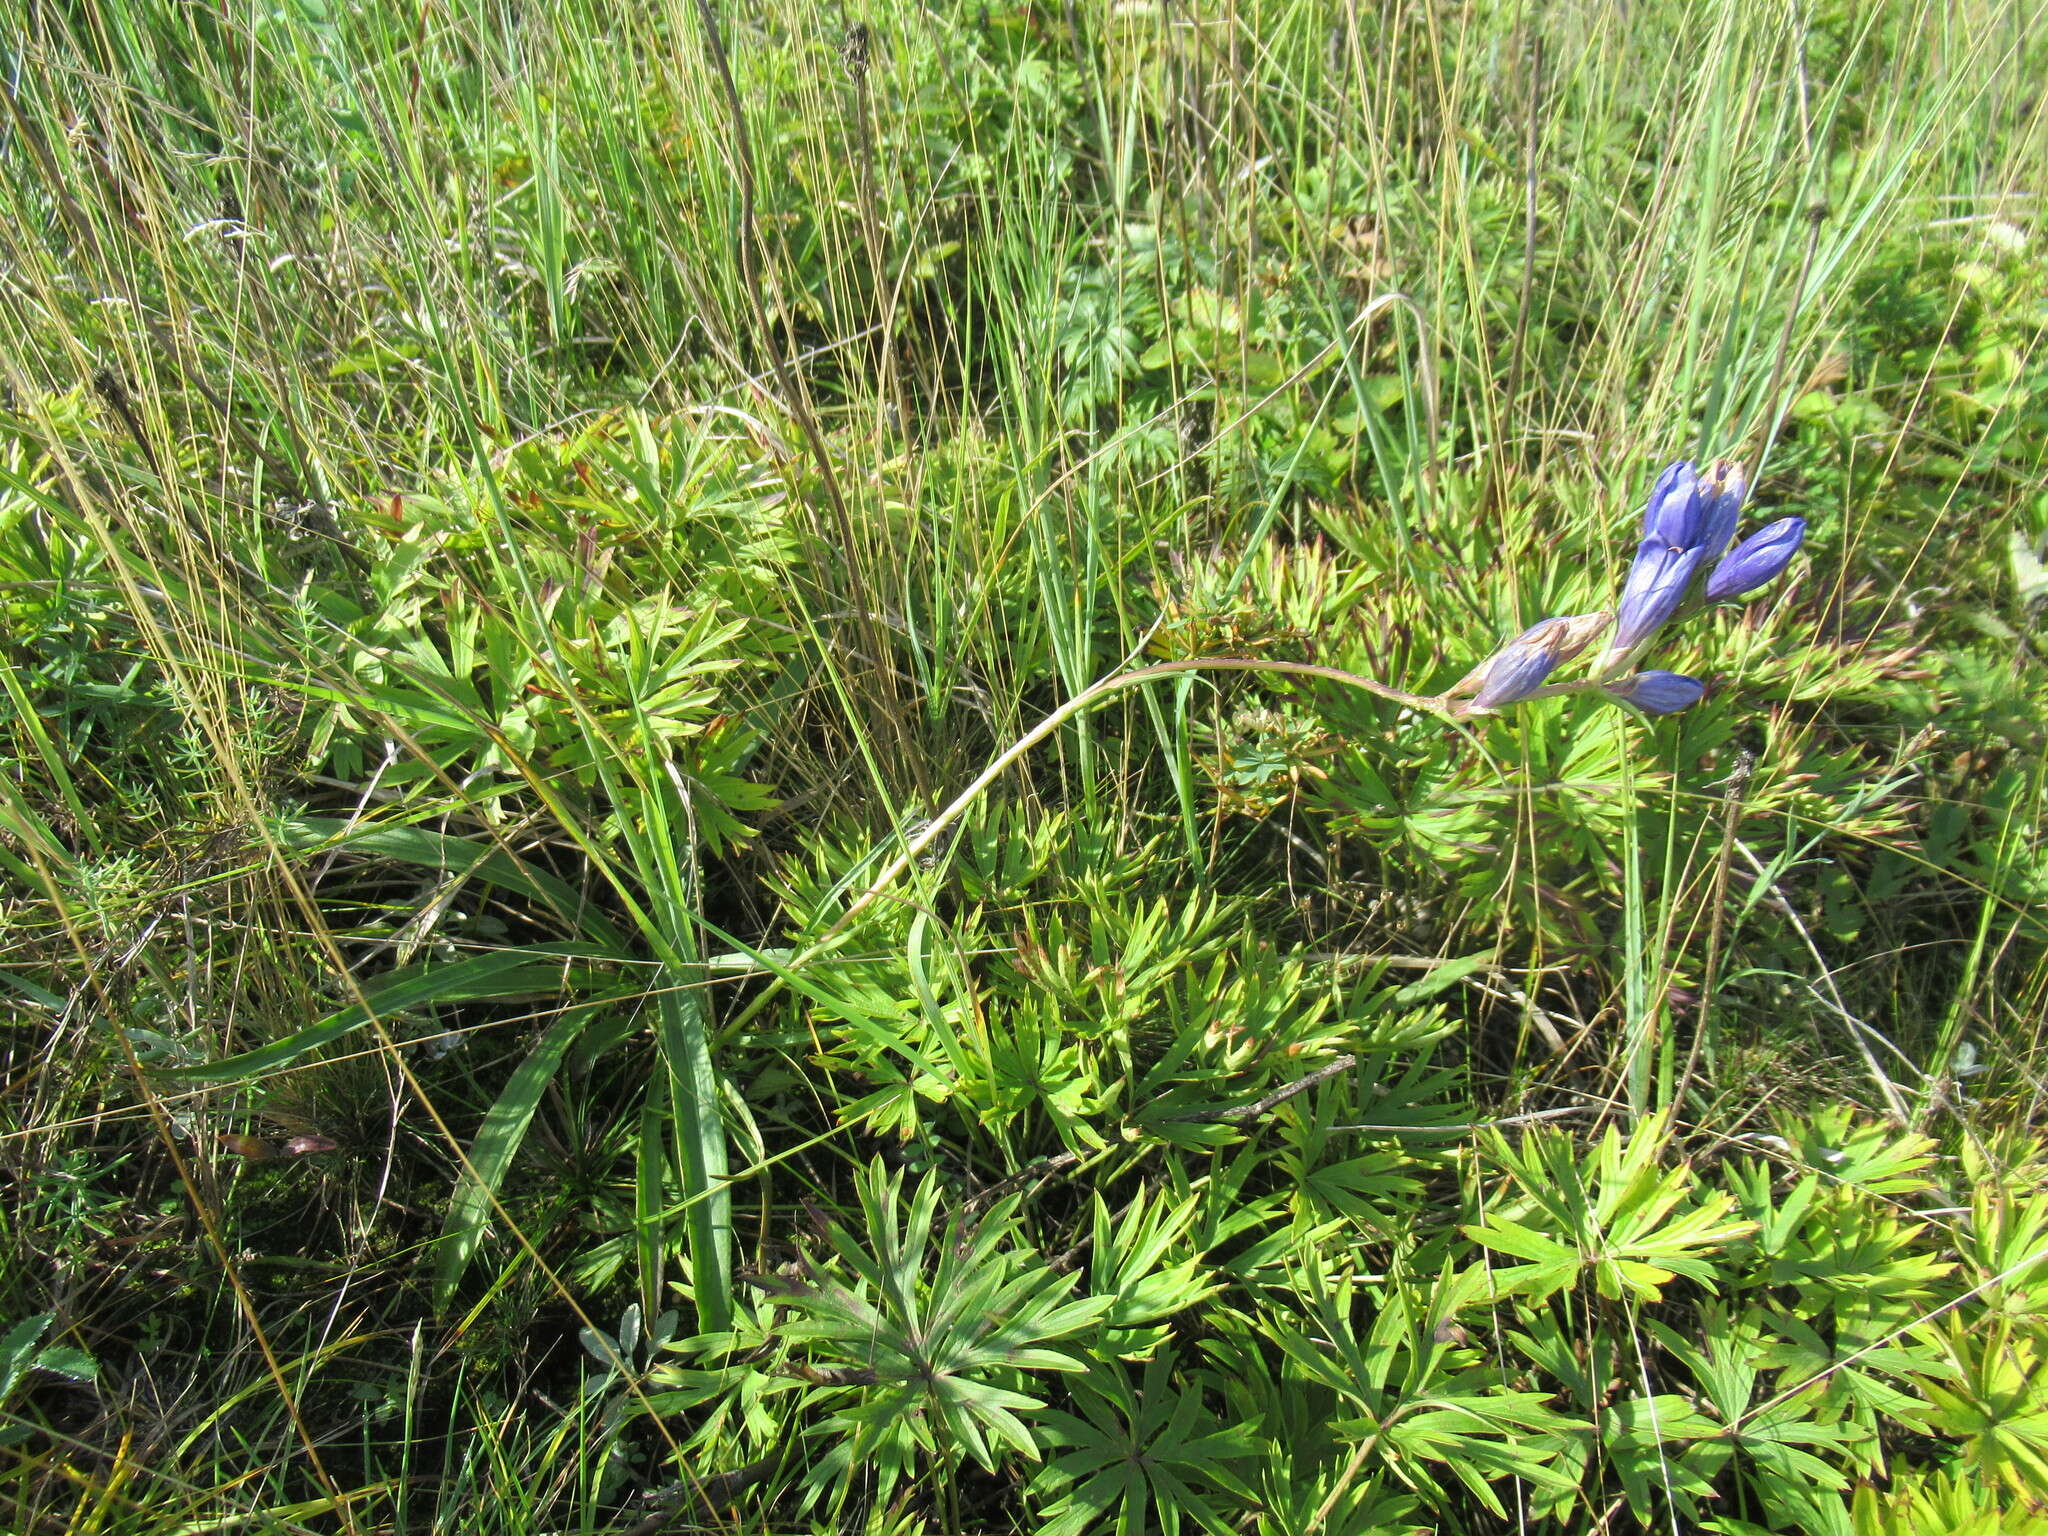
<box><xmin>1611</xmin><ymin>539</ymin><xmax>1708</xmax><ymax>656</ymax></box>
<box><xmin>1695</xmin><ymin>461</ymin><xmax>1747</xmax><ymax>562</ymax></box>
<box><xmin>1705</xmin><ymin>516</ymin><xmax>1806</xmax><ymax>602</ymax></box>
<box><xmin>1604</xmin><ymin>671</ymin><xmax>1706</xmax><ymax>715</ymax></box>
<box><xmin>1642</xmin><ymin>461</ymin><xmax>1704</xmax><ymax>549</ymax></box>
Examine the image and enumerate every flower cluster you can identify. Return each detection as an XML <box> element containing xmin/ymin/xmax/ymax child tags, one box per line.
<box><xmin>1452</xmin><ymin>459</ymin><xmax>1806</xmax><ymax>717</ymax></box>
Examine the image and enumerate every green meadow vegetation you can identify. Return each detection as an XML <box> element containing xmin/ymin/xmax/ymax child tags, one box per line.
<box><xmin>4</xmin><ymin>0</ymin><xmax>2048</xmax><ymax>1530</ymax></box>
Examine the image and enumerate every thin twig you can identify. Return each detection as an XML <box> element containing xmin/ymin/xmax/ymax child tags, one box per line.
<box><xmin>965</xmin><ymin>1151</ymin><xmax>1085</xmax><ymax>1212</ymax></box>
<box><xmin>1330</xmin><ymin>1105</ymin><xmax>1590</xmax><ymax>1135</ymax></box>
<box><xmin>1167</xmin><ymin>1055</ymin><xmax>1357</xmax><ymax>1124</ymax></box>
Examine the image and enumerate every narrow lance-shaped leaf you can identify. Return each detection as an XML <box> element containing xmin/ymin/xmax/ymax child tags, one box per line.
<box><xmin>658</xmin><ymin>982</ymin><xmax>732</xmax><ymax>1334</ymax></box>
<box><xmin>279</xmin><ymin>817</ymin><xmax>628</xmax><ymax>954</ymax></box>
<box><xmin>433</xmin><ymin>998</ymin><xmax>607</xmax><ymax>1306</ymax></box>
<box><xmin>153</xmin><ymin>945</ymin><xmax>611</xmax><ymax>1083</ymax></box>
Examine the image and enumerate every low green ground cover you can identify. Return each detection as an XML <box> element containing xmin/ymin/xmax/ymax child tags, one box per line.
<box><xmin>3</xmin><ymin>0</ymin><xmax>2048</xmax><ymax>1530</ymax></box>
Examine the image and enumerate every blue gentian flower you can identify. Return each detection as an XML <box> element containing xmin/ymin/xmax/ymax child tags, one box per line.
<box><xmin>1448</xmin><ymin>457</ymin><xmax>1801</xmax><ymax>717</ymax></box>
<box><xmin>1641</xmin><ymin>461</ymin><xmax>1705</xmax><ymax>548</ymax></box>
<box><xmin>1602</xmin><ymin>458</ymin><xmax>1745</xmax><ymax>669</ymax></box>
<box><xmin>1607</xmin><ymin>537</ymin><xmax>1708</xmax><ymax>662</ymax></box>
<box><xmin>1706</xmin><ymin>516</ymin><xmax>1806</xmax><ymax>601</ymax></box>
<box><xmin>1604</xmin><ymin>670</ymin><xmax>1705</xmax><ymax>715</ymax></box>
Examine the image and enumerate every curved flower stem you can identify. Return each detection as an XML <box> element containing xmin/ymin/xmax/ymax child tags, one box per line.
<box><xmin>849</xmin><ymin>658</ymin><xmax>1447</xmax><ymax>927</ymax></box>
<box><xmin>716</xmin><ymin>657</ymin><xmax>1454</xmax><ymax>1041</ymax></box>
<box><xmin>1522</xmin><ymin>678</ymin><xmax>1618</xmax><ymax>704</ymax></box>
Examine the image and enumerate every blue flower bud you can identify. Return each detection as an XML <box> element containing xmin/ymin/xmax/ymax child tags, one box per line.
<box><xmin>1641</xmin><ymin>461</ymin><xmax>1704</xmax><ymax>549</ymax></box>
<box><xmin>1695</xmin><ymin>460</ymin><xmax>1747</xmax><ymax>563</ymax></box>
<box><xmin>1469</xmin><ymin>620</ymin><xmax>1568</xmax><ymax>710</ymax></box>
<box><xmin>1463</xmin><ymin>611</ymin><xmax>1611</xmax><ymax>711</ymax></box>
<box><xmin>1474</xmin><ymin>610</ymin><xmax>1613</xmax><ymax>712</ymax></box>
<box><xmin>1705</xmin><ymin>516</ymin><xmax>1806</xmax><ymax>601</ymax></box>
<box><xmin>1606</xmin><ymin>538</ymin><xmax>1707</xmax><ymax>664</ymax></box>
<box><xmin>1604</xmin><ymin>671</ymin><xmax>1705</xmax><ymax>715</ymax></box>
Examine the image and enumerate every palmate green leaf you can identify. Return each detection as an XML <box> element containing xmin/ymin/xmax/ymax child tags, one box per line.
<box><xmin>150</xmin><ymin>944</ymin><xmax>613</xmax><ymax>1083</ymax></box>
<box><xmin>1174</xmin><ymin>1144</ymin><xmax>1304</xmax><ymax>1283</ymax></box>
<box><xmin>780</xmin><ymin>1162</ymin><xmax>1113</xmax><ymax>1508</ymax></box>
<box><xmin>1644</xmin><ymin>1308</ymin><xmax>1879</xmax><ymax>1530</ymax></box>
<box><xmin>808</xmin><ymin>1391</ymin><xmax>935</xmax><ymax>1508</ymax></box>
<box><xmin>1741</xmin><ymin>1473</ymin><xmax>1865</xmax><ymax>1536</ymax></box>
<box><xmin>1251</xmin><ymin>1462</ymin><xmax>1425</xmax><ymax>1536</ymax></box>
<box><xmin>1032</xmin><ymin>1352</ymin><xmax>1261</xmax><ymax>1536</ymax></box>
<box><xmin>1725</xmin><ymin>1157</ymin><xmax>1823</xmax><ymax>1252</ymax></box>
<box><xmin>1756</xmin><ymin>1309</ymin><xmax>1949</xmax><ymax>1432</ymax></box>
<box><xmin>944</xmin><ymin>1375</ymin><xmax>1053</xmax><ymax>1462</ymax></box>
<box><xmin>984</xmin><ymin>1012</ymin><xmax>1115</xmax><ymax>1152</ymax></box>
<box><xmin>1746</xmin><ymin>1194</ymin><xmax>1954</xmax><ymax>1309</ymax></box>
<box><xmin>1851</xmin><ymin>1469</ymin><xmax>2048</xmax><ymax>1536</ymax></box>
<box><xmin>1958</xmin><ymin>1174</ymin><xmax>2048</xmax><ymax>1322</ymax></box>
<box><xmin>829</xmin><ymin>1063</ymin><xmax>954</xmax><ymax>1140</ymax></box>
<box><xmin>1265</xmin><ymin>1263</ymin><xmax>1572</xmax><ymax>1517</ymax></box>
<box><xmin>1462</xmin><ymin>1214</ymin><xmax>1576</xmax><ymax>1276</ymax></box>
<box><xmin>1278</xmin><ymin>1082</ymin><xmax>1430</xmax><ymax>1235</ymax></box>
<box><xmin>1596</xmin><ymin>1393</ymin><xmax>1724</xmax><ymax>1522</ymax></box>
<box><xmin>1507</xmin><ymin>1310</ymin><xmax>1620</xmax><ymax>1412</ymax></box>
<box><xmin>1089</xmin><ymin>1187</ymin><xmax>1220</xmax><ymax>1358</ymax></box>
<box><xmin>1649</xmin><ymin>1309</ymin><xmax>1767</xmax><ymax>1424</ymax></box>
<box><xmin>1466</xmin><ymin>1111</ymin><xmax>1754</xmax><ymax>1303</ymax></box>
<box><xmin>1376</xmin><ymin>1395</ymin><xmax>1581</xmax><ymax>1517</ymax></box>
<box><xmin>1730</xmin><ymin>1415</ymin><xmax>1866</xmax><ymax>1490</ymax></box>
<box><xmin>1775</xmin><ymin>1105</ymin><xmax>1937</xmax><ymax>1196</ymax></box>
<box><xmin>1267</xmin><ymin>1271</ymin><xmax>1397</xmax><ymax>1403</ymax></box>
<box><xmin>1922</xmin><ymin>1318</ymin><xmax>2048</xmax><ymax>1502</ymax></box>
